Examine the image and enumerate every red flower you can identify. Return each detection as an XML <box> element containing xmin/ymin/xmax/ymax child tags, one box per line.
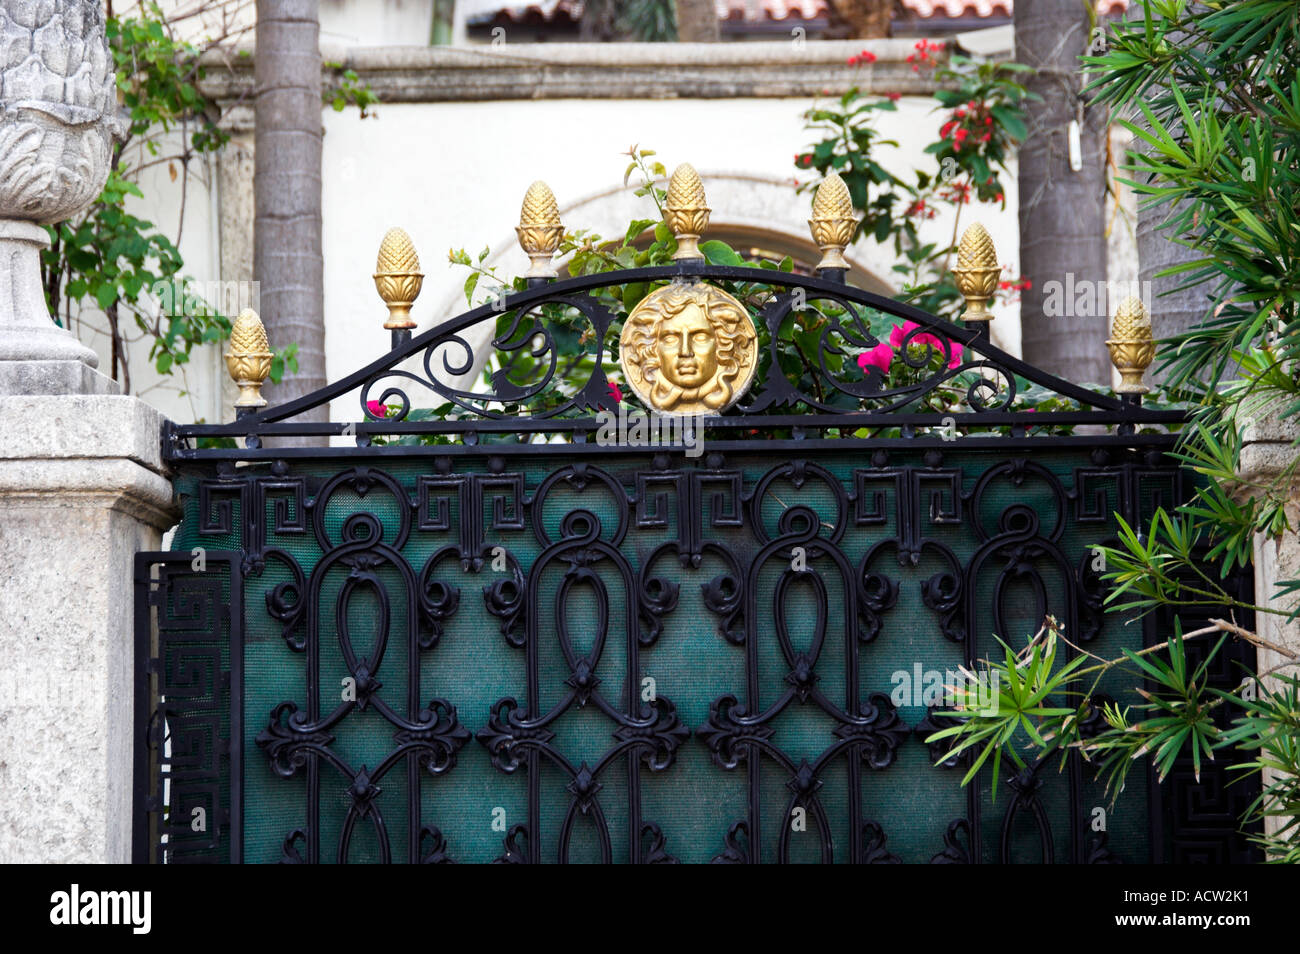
<box><xmin>954</xmin><ymin>127</ymin><xmax>968</xmax><ymax>141</ymax></box>
<box><xmin>886</xmin><ymin>91</ymin><xmax>901</xmax><ymax>102</ymax></box>
<box><xmin>366</xmin><ymin>400</ymin><xmax>388</xmax><ymax>418</ymax></box>
<box><xmin>607</xmin><ymin>381</ymin><xmax>623</xmax><ymax>403</ymax></box>
<box><xmin>944</xmin><ymin>181</ymin><xmax>971</xmax><ymax>204</ymax></box>
<box><xmin>860</xmin><ymin>49</ymin><xmax>877</xmax><ymax>63</ymax></box>
<box><xmin>890</xmin><ymin>321</ymin><xmax>963</xmax><ymax>369</ymax></box>
<box><xmin>995</xmin><ymin>191</ymin><xmax>1004</xmax><ymax>202</ymax></box>
<box><xmin>858</xmin><ymin>342</ymin><xmax>893</xmax><ymax>374</ymax></box>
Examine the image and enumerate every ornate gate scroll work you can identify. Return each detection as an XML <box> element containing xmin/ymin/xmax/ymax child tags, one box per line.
<box><xmin>476</xmin><ymin>464</ymin><xmax>693</xmax><ymax>863</ymax></box>
<box><xmin>246</xmin><ymin>467</ymin><xmax>474</xmax><ymax>864</ymax></box>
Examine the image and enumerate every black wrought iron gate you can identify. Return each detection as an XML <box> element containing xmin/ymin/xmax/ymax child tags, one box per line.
<box><xmin>133</xmin><ymin>258</ymin><xmax>1258</xmax><ymax>864</ymax></box>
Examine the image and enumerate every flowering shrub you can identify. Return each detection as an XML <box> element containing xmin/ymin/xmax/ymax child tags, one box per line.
<box><xmin>796</xmin><ymin>53</ymin><xmax>1036</xmax><ymax>319</ymax></box>
<box><xmin>905</xmin><ymin>39</ymin><xmax>946</xmax><ymax>71</ymax></box>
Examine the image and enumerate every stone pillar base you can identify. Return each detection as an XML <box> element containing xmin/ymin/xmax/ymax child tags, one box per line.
<box><xmin>0</xmin><ymin>393</ymin><xmax>176</xmax><ymax>863</ymax></box>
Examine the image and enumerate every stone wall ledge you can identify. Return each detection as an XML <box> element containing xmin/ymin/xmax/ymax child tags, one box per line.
<box><xmin>198</xmin><ymin>39</ymin><xmax>946</xmax><ymax>108</ymax></box>
<box><xmin>0</xmin><ymin>394</ymin><xmax>171</xmax><ymax>477</ymax></box>
<box><xmin>0</xmin><ymin>458</ymin><xmax>177</xmax><ymax>529</ymax></box>
<box><xmin>1234</xmin><ymin>404</ymin><xmax>1300</xmax><ymax>517</ymax></box>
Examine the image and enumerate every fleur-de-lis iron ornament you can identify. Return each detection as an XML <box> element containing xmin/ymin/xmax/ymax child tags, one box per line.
<box><xmin>952</xmin><ymin>223</ymin><xmax>1000</xmax><ymax>322</ymax></box>
<box><xmin>1107</xmin><ymin>295</ymin><xmax>1155</xmax><ymax>394</ymax></box>
<box><xmin>619</xmin><ymin>164</ymin><xmax>759</xmax><ymax>415</ymax></box>
<box><xmin>516</xmin><ymin>181</ymin><xmax>564</xmax><ymax>279</ymax></box>
<box><xmin>808</xmin><ymin>171</ymin><xmax>858</xmax><ymax>271</ymax></box>
<box><xmin>373</xmin><ymin>227</ymin><xmax>423</xmax><ymax>330</ymax></box>
<box><xmin>226</xmin><ymin>308</ymin><xmax>272</xmax><ymax>408</ymax></box>
<box><xmin>664</xmin><ymin>163</ymin><xmax>710</xmax><ymax>261</ymax></box>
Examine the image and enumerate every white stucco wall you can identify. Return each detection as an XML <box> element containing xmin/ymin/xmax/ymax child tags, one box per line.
<box><xmin>319</xmin><ymin>0</ymin><xmax>436</xmax><ymax>46</ymax></box>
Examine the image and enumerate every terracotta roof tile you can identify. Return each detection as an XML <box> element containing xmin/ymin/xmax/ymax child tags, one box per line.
<box><xmin>476</xmin><ymin>0</ymin><xmax>1129</xmax><ymax>26</ymax></box>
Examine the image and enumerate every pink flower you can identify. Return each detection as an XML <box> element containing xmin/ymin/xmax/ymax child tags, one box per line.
<box><xmin>858</xmin><ymin>342</ymin><xmax>894</xmax><ymax>374</ymax></box>
<box><xmin>889</xmin><ymin>321</ymin><xmax>963</xmax><ymax>369</ymax></box>
<box><xmin>607</xmin><ymin>380</ymin><xmax>623</xmax><ymax>403</ymax></box>
<box><xmin>366</xmin><ymin>400</ymin><xmax>388</xmax><ymax>418</ymax></box>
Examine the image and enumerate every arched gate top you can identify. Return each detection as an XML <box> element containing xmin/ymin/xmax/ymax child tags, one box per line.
<box><xmin>172</xmin><ymin>172</ymin><xmax>1178</xmax><ymax>462</ymax></box>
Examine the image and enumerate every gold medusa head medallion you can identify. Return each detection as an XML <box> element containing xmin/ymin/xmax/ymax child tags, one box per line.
<box><xmin>618</xmin><ymin>281</ymin><xmax>759</xmax><ymax>416</ymax></box>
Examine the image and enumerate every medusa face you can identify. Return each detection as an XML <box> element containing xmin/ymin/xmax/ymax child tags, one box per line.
<box><xmin>618</xmin><ymin>281</ymin><xmax>758</xmax><ymax>416</ymax></box>
<box><xmin>655</xmin><ymin>305</ymin><xmax>718</xmax><ymax>390</ymax></box>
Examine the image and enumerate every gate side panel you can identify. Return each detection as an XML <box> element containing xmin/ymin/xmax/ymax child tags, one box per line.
<box><xmin>133</xmin><ymin>552</ymin><xmax>242</xmax><ymax>863</ymax></box>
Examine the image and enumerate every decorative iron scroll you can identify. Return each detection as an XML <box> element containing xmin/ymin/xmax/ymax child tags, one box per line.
<box><xmin>143</xmin><ymin>440</ymin><xmax>1257</xmax><ymax>864</ymax></box>
<box><xmin>168</xmin><ymin>264</ymin><xmax>1182</xmax><ymax>458</ymax></box>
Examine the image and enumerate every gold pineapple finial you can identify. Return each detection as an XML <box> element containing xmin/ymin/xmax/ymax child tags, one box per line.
<box><xmin>226</xmin><ymin>308</ymin><xmax>272</xmax><ymax>409</ymax></box>
<box><xmin>808</xmin><ymin>171</ymin><xmax>857</xmax><ymax>271</ymax></box>
<box><xmin>952</xmin><ymin>223</ymin><xmax>1000</xmax><ymax>322</ymax></box>
<box><xmin>664</xmin><ymin>163</ymin><xmax>710</xmax><ymax>261</ymax></box>
<box><xmin>1107</xmin><ymin>295</ymin><xmax>1155</xmax><ymax>393</ymax></box>
<box><xmin>516</xmin><ymin>180</ymin><xmax>563</xmax><ymax>279</ymax></box>
<box><xmin>374</xmin><ymin>227</ymin><xmax>423</xmax><ymax>330</ymax></box>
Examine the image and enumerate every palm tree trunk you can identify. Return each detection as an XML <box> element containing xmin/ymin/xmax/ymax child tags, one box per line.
<box><xmin>254</xmin><ymin>0</ymin><xmax>326</xmax><ymax>433</ymax></box>
<box><xmin>675</xmin><ymin>0</ymin><xmax>718</xmax><ymax>42</ymax></box>
<box><xmin>1138</xmin><ymin>197</ymin><xmax>1207</xmax><ymax>384</ymax></box>
<box><xmin>827</xmin><ymin>0</ymin><xmax>893</xmax><ymax>38</ymax></box>
<box><xmin>1015</xmin><ymin>0</ymin><xmax>1110</xmax><ymax>385</ymax></box>
<box><xmin>1135</xmin><ymin>10</ymin><xmax>1209</xmax><ymax>386</ymax></box>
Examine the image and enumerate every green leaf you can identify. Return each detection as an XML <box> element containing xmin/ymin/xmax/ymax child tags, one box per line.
<box><xmin>94</xmin><ymin>283</ymin><xmax>118</xmax><ymax>310</ymax></box>
<box><xmin>700</xmin><ymin>240</ymin><xmax>745</xmax><ymax>267</ymax></box>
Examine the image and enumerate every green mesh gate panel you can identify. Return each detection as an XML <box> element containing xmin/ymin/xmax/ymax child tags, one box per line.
<box><xmin>158</xmin><ymin>445</ymin><xmax>1191</xmax><ymax>864</ymax></box>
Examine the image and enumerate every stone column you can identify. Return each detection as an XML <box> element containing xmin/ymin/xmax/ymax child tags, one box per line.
<box><xmin>0</xmin><ymin>0</ymin><xmax>176</xmax><ymax>863</ymax></box>
<box><xmin>1237</xmin><ymin>408</ymin><xmax>1300</xmax><ymax>847</ymax></box>
<box><xmin>1238</xmin><ymin>409</ymin><xmax>1300</xmax><ymax>675</ymax></box>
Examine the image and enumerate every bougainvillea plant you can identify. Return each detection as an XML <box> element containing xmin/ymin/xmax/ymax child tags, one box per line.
<box><xmin>795</xmin><ymin>49</ymin><xmax>1037</xmax><ymax>319</ymax></box>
